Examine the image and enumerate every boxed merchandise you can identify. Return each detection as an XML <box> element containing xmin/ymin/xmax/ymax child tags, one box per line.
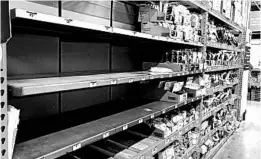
<box><xmin>212</xmin><ymin>0</ymin><xmax>222</xmax><ymax>12</ymax></box>
<box><xmin>141</xmin><ymin>22</ymin><xmax>170</xmax><ymax>37</ymax></box>
<box><xmin>114</xmin><ymin>149</ymin><xmax>138</xmax><ymax>159</ymax></box>
<box><xmin>143</xmin><ymin>62</ymin><xmax>185</xmax><ymax>72</ymax></box>
<box><xmin>222</xmin><ymin>0</ymin><xmax>232</xmax><ymax>19</ymax></box>
<box><xmin>145</xmin><ymin>83</ymin><xmax>187</xmax><ymax>103</ymax></box>
<box><xmin>138</xmin><ymin>5</ymin><xmax>166</xmax><ymax>22</ymax></box>
<box><xmin>129</xmin><ymin>142</ymin><xmax>149</xmax><ymax>154</ymax></box>
<box><xmin>185</xmin><ymin>88</ymin><xmax>203</xmax><ymax>98</ymax></box>
<box><xmin>158</xmin><ymin>145</ymin><xmax>175</xmax><ymax>159</ymax></box>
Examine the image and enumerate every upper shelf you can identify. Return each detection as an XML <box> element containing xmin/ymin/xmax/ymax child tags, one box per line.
<box><xmin>186</xmin><ymin>0</ymin><xmax>243</xmax><ymax>32</ymax></box>
<box><xmin>8</xmin><ymin>70</ymin><xmax>203</xmax><ymax>96</ymax></box>
<box><xmin>11</xmin><ymin>8</ymin><xmax>203</xmax><ymax>47</ymax></box>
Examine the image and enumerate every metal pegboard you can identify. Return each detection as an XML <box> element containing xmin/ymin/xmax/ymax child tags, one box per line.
<box><xmin>1</xmin><ymin>43</ymin><xmax>8</xmax><ymax>159</ymax></box>
<box><xmin>1</xmin><ymin>1</ymin><xmax>11</xmax><ymax>158</ymax></box>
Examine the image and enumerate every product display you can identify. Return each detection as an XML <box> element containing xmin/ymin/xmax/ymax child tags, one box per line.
<box><xmin>1</xmin><ymin>1</ymin><xmax>248</xmax><ymax>159</ymax></box>
<box><xmin>139</xmin><ymin>2</ymin><xmax>202</xmax><ymax>43</ymax></box>
<box><xmin>207</xmin><ymin>18</ymin><xmax>240</xmax><ymax>48</ymax></box>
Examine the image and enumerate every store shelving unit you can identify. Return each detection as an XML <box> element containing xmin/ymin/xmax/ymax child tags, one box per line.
<box><xmin>0</xmin><ymin>1</ymin><xmax>249</xmax><ymax>159</ymax></box>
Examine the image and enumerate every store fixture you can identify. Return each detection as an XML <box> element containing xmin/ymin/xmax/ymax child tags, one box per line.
<box><xmin>0</xmin><ymin>1</ymin><xmax>250</xmax><ymax>159</ymax></box>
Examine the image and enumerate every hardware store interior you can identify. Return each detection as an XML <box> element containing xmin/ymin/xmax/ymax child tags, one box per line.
<box><xmin>0</xmin><ymin>0</ymin><xmax>260</xmax><ymax>159</ymax></box>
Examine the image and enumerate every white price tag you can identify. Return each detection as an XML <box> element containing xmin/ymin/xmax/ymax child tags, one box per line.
<box><xmin>72</xmin><ymin>142</ymin><xmax>81</xmax><ymax>151</ymax></box>
<box><xmin>152</xmin><ymin>147</ymin><xmax>158</xmax><ymax>154</ymax></box>
<box><xmin>165</xmin><ymin>138</ymin><xmax>170</xmax><ymax>145</ymax></box>
<box><xmin>90</xmin><ymin>82</ymin><xmax>97</xmax><ymax>87</ymax></box>
<box><xmin>129</xmin><ymin>78</ymin><xmax>134</xmax><ymax>83</ymax></box>
<box><xmin>171</xmin><ymin>136</ymin><xmax>175</xmax><ymax>141</ymax></box>
<box><xmin>162</xmin><ymin>109</ymin><xmax>166</xmax><ymax>114</ymax></box>
<box><xmin>144</xmin><ymin>108</ymin><xmax>152</xmax><ymax>112</ymax></box>
<box><xmin>123</xmin><ymin>125</ymin><xmax>128</xmax><ymax>130</ymax></box>
<box><xmin>169</xmin><ymin>74</ymin><xmax>173</xmax><ymax>78</ymax></box>
<box><xmin>138</xmin><ymin>118</ymin><xmax>143</xmax><ymax>124</ymax></box>
<box><xmin>149</xmin><ymin>76</ymin><xmax>154</xmax><ymax>80</ymax></box>
<box><xmin>111</xmin><ymin>80</ymin><xmax>117</xmax><ymax>85</ymax></box>
<box><xmin>103</xmin><ymin>132</ymin><xmax>109</xmax><ymax>138</ymax></box>
<box><xmin>160</xmin><ymin>74</ymin><xmax>164</xmax><ymax>78</ymax></box>
<box><xmin>151</xmin><ymin>114</ymin><xmax>155</xmax><ymax>119</ymax></box>
<box><xmin>141</xmin><ymin>77</ymin><xmax>146</xmax><ymax>81</ymax></box>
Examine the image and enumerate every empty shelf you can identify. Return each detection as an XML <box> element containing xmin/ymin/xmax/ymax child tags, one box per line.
<box><xmin>13</xmin><ymin>101</ymin><xmax>175</xmax><ymax>159</ymax></box>
<box><xmin>11</xmin><ymin>8</ymin><xmax>204</xmax><ymax>47</ymax></box>
<box><xmin>8</xmin><ymin>71</ymin><xmax>203</xmax><ymax>96</ymax></box>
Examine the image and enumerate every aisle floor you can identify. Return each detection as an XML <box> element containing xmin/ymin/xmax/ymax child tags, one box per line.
<box><xmin>213</xmin><ymin>101</ymin><xmax>261</xmax><ymax>159</ymax></box>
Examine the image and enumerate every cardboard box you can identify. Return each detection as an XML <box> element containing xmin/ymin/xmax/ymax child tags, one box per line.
<box><xmin>212</xmin><ymin>0</ymin><xmax>222</xmax><ymax>12</ymax></box>
<box><xmin>138</xmin><ymin>5</ymin><xmax>166</xmax><ymax>22</ymax></box>
<box><xmin>153</xmin><ymin>128</ymin><xmax>172</xmax><ymax>139</ymax></box>
<box><xmin>114</xmin><ymin>149</ymin><xmax>138</xmax><ymax>159</ymax></box>
<box><xmin>129</xmin><ymin>142</ymin><xmax>149</xmax><ymax>154</ymax></box>
<box><xmin>222</xmin><ymin>0</ymin><xmax>232</xmax><ymax>19</ymax></box>
<box><xmin>145</xmin><ymin>87</ymin><xmax>188</xmax><ymax>103</ymax></box>
<box><xmin>140</xmin><ymin>137</ymin><xmax>160</xmax><ymax>147</ymax></box>
<box><xmin>143</xmin><ymin>62</ymin><xmax>186</xmax><ymax>72</ymax></box>
<box><xmin>141</xmin><ymin>22</ymin><xmax>170</xmax><ymax>37</ymax></box>
<box><xmin>185</xmin><ymin>88</ymin><xmax>202</xmax><ymax>98</ymax></box>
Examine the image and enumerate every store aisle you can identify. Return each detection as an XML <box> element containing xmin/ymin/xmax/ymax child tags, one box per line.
<box><xmin>213</xmin><ymin>101</ymin><xmax>261</xmax><ymax>159</ymax></box>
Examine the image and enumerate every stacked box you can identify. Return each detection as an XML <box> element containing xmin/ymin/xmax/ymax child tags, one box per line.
<box><xmin>141</xmin><ymin>22</ymin><xmax>170</xmax><ymax>37</ymax></box>
<box><xmin>222</xmin><ymin>0</ymin><xmax>232</xmax><ymax>19</ymax></box>
<box><xmin>251</xmin><ymin>88</ymin><xmax>261</xmax><ymax>101</ymax></box>
<box><xmin>138</xmin><ymin>5</ymin><xmax>166</xmax><ymax>22</ymax></box>
<box><xmin>212</xmin><ymin>0</ymin><xmax>222</xmax><ymax>13</ymax></box>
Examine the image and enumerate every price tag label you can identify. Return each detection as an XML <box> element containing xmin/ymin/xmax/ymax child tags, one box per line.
<box><xmin>165</xmin><ymin>138</ymin><xmax>170</xmax><ymax>145</ymax></box>
<box><xmin>144</xmin><ymin>108</ymin><xmax>152</xmax><ymax>112</ymax></box>
<box><xmin>103</xmin><ymin>132</ymin><xmax>109</xmax><ymax>138</ymax></box>
<box><xmin>90</xmin><ymin>81</ymin><xmax>97</xmax><ymax>87</ymax></box>
<box><xmin>169</xmin><ymin>74</ymin><xmax>173</xmax><ymax>78</ymax></box>
<box><xmin>152</xmin><ymin>147</ymin><xmax>158</xmax><ymax>154</ymax></box>
<box><xmin>151</xmin><ymin>114</ymin><xmax>155</xmax><ymax>119</ymax></box>
<box><xmin>141</xmin><ymin>77</ymin><xmax>146</xmax><ymax>81</ymax></box>
<box><xmin>171</xmin><ymin>136</ymin><xmax>175</xmax><ymax>141</ymax></box>
<box><xmin>111</xmin><ymin>80</ymin><xmax>117</xmax><ymax>85</ymax></box>
<box><xmin>72</xmin><ymin>142</ymin><xmax>82</xmax><ymax>151</ymax></box>
<box><xmin>149</xmin><ymin>76</ymin><xmax>154</xmax><ymax>80</ymax></box>
<box><xmin>138</xmin><ymin>118</ymin><xmax>143</xmax><ymax>124</ymax></box>
<box><xmin>123</xmin><ymin>125</ymin><xmax>128</xmax><ymax>130</ymax></box>
<box><xmin>160</xmin><ymin>74</ymin><xmax>164</xmax><ymax>78</ymax></box>
<box><xmin>129</xmin><ymin>78</ymin><xmax>134</xmax><ymax>83</ymax></box>
<box><xmin>162</xmin><ymin>109</ymin><xmax>166</xmax><ymax>114</ymax></box>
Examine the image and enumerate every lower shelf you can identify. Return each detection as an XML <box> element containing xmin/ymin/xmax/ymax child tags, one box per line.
<box><xmin>203</xmin><ymin>130</ymin><xmax>235</xmax><ymax>159</ymax></box>
<box><xmin>13</xmin><ymin>83</ymin><xmax>237</xmax><ymax>159</ymax></box>
<box><xmin>13</xmin><ymin>97</ymin><xmax>201</xmax><ymax>159</ymax></box>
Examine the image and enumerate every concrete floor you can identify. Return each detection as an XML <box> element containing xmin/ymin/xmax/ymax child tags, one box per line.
<box><xmin>213</xmin><ymin>101</ymin><xmax>261</xmax><ymax>159</ymax></box>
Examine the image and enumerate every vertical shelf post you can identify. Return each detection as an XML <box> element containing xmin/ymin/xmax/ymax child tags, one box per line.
<box><xmin>1</xmin><ymin>1</ymin><xmax>11</xmax><ymax>158</ymax></box>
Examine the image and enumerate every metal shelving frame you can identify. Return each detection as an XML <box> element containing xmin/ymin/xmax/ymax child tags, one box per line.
<box><xmin>0</xmin><ymin>1</ymin><xmax>250</xmax><ymax>159</ymax></box>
